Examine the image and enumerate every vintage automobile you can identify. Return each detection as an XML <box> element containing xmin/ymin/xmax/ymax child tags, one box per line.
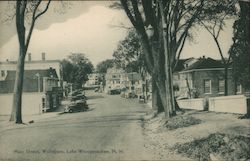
<box><xmin>70</xmin><ymin>94</ymin><xmax>87</xmax><ymax>101</ymax></box>
<box><xmin>125</xmin><ymin>91</ymin><xmax>137</xmax><ymax>98</ymax></box>
<box><xmin>64</xmin><ymin>99</ymin><xmax>89</xmax><ymax>113</ymax></box>
<box><xmin>94</xmin><ymin>88</ymin><xmax>99</xmax><ymax>92</ymax></box>
<box><xmin>108</xmin><ymin>89</ymin><xmax>121</xmax><ymax>95</ymax></box>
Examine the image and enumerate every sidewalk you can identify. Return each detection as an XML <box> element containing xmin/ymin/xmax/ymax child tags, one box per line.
<box><xmin>0</xmin><ymin>101</ymin><xmax>67</xmax><ymax>132</ymax></box>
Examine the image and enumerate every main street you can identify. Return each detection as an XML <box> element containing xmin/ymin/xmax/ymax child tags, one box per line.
<box><xmin>0</xmin><ymin>91</ymin><xmax>156</xmax><ymax>161</ymax></box>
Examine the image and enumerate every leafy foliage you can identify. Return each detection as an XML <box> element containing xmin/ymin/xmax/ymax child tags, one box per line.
<box><xmin>165</xmin><ymin>115</ymin><xmax>202</xmax><ymax>130</ymax></box>
<box><xmin>173</xmin><ymin>133</ymin><xmax>250</xmax><ymax>161</ymax></box>
<box><xmin>61</xmin><ymin>53</ymin><xmax>94</xmax><ymax>88</ymax></box>
<box><xmin>95</xmin><ymin>59</ymin><xmax>115</xmax><ymax>74</ymax></box>
<box><xmin>230</xmin><ymin>1</ymin><xmax>250</xmax><ymax>88</ymax></box>
<box><xmin>113</xmin><ymin>29</ymin><xmax>145</xmax><ymax>73</ymax></box>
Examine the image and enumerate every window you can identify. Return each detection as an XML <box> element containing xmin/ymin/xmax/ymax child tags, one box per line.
<box><xmin>236</xmin><ymin>83</ymin><xmax>242</xmax><ymax>94</ymax></box>
<box><xmin>218</xmin><ymin>79</ymin><xmax>225</xmax><ymax>93</ymax></box>
<box><xmin>204</xmin><ymin>79</ymin><xmax>211</xmax><ymax>94</ymax></box>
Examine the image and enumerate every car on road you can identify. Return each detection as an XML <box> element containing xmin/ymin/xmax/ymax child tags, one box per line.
<box><xmin>108</xmin><ymin>89</ymin><xmax>121</xmax><ymax>95</ymax></box>
<box><xmin>125</xmin><ymin>91</ymin><xmax>137</xmax><ymax>98</ymax></box>
<box><xmin>94</xmin><ymin>88</ymin><xmax>99</xmax><ymax>92</ymax></box>
<box><xmin>70</xmin><ymin>94</ymin><xmax>87</xmax><ymax>101</ymax></box>
<box><xmin>64</xmin><ymin>99</ymin><xmax>89</xmax><ymax>113</ymax></box>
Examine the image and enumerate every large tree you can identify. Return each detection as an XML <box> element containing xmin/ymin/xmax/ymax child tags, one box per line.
<box><xmin>113</xmin><ymin>29</ymin><xmax>149</xmax><ymax>100</ymax></box>
<box><xmin>95</xmin><ymin>59</ymin><xmax>115</xmax><ymax>74</ymax></box>
<box><xmin>118</xmin><ymin>0</ymin><xmax>206</xmax><ymax>117</ymax></box>
<box><xmin>113</xmin><ymin>29</ymin><xmax>145</xmax><ymax>73</ymax></box>
<box><xmin>10</xmin><ymin>0</ymin><xmax>51</xmax><ymax>123</ymax></box>
<box><xmin>198</xmin><ymin>0</ymin><xmax>237</xmax><ymax>96</ymax></box>
<box><xmin>230</xmin><ymin>0</ymin><xmax>250</xmax><ymax>90</ymax></box>
<box><xmin>61</xmin><ymin>53</ymin><xmax>94</xmax><ymax>88</ymax></box>
<box><xmin>118</xmin><ymin>0</ymin><xmax>234</xmax><ymax>117</ymax></box>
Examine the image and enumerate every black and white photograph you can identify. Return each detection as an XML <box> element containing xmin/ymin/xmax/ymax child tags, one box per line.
<box><xmin>0</xmin><ymin>0</ymin><xmax>249</xmax><ymax>161</ymax></box>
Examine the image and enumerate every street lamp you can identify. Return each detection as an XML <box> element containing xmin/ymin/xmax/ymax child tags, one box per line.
<box><xmin>146</xmin><ymin>25</ymin><xmax>154</xmax><ymax>38</ymax></box>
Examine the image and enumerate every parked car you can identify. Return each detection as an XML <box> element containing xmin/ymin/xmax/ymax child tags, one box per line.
<box><xmin>94</xmin><ymin>88</ymin><xmax>99</xmax><ymax>92</ymax></box>
<box><xmin>64</xmin><ymin>100</ymin><xmax>88</xmax><ymax>113</ymax></box>
<box><xmin>125</xmin><ymin>91</ymin><xmax>137</xmax><ymax>98</ymax></box>
<box><xmin>68</xmin><ymin>89</ymin><xmax>85</xmax><ymax>97</ymax></box>
<box><xmin>108</xmin><ymin>89</ymin><xmax>121</xmax><ymax>95</ymax></box>
<box><xmin>138</xmin><ymin>94</ymin><xmax>145</xmax><ymax>102</ymax></box>
<box><xmin>70</xmin><ymin>94</ymin><xmax>87</xmax><ymax>101</ymax></box>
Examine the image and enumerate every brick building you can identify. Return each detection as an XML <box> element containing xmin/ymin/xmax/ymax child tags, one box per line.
<box><xmin>175</xmin><ymin>57</ymin><xmax>247</xmax><ymax>99</ymax></box>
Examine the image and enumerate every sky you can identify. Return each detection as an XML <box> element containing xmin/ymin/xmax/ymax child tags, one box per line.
<box><xmin>0</xmin><ymin>1</ymin><xmax>234</xmax><ymax>67</ymax></box>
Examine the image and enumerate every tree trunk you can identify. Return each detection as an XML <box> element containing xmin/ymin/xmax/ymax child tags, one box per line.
<box><xmin>164</xmin><ymin>67</ymin><xmax>176</xmax><ymax>117</ymax></box>
<box><xmin>159</xmin><ymin>1</ymin><xmax>176</xmax><ymax>117</ymax></box>
<box><xmin>155</xmin><ymin>76</ymin><xmax>170</xmax><ymax>117</ymax></box>
<box><xmin>9</xmin><ymin>52</ymin><xmax>26</xmax><ymax>123</ymax></box>
<box><xmin>224</xmin><ymin>66</ymin><xmax>228</xmax><ymax>96</ymax></box>
<box><xmin>152</xmin><ymin>77</ymin><xmax>158</xmax><ymax>111</ymax></box>
<box><xmin>152</xmin><ymin>77</ymin><xmax>164</xmax><ymax>113</ymax></box>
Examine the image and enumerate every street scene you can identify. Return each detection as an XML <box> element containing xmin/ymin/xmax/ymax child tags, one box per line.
<box><xmin>0</xmin><ymin>0</ymin><xmax>250</xmax><ymax>161</ymax></box>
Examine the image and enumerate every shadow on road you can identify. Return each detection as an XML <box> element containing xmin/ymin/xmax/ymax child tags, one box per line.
<box><xmin>87</xmin><ymin>95</ymin><xmax>105</xmax><ymax>100</ymax></box>
<box><xmin>58</xmin><ymin>108</ymin><xmax>95</xmax><ymax>115</ymax></box>
<box><xmin>8</xmin><ymin>114</ymin><xmax>144</xmax><ymax>130</ymax></box>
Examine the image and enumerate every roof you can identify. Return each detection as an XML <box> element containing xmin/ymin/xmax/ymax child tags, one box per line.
<box><xmin>182</xmin><ymin>57</ymin><xmax>224</xmax><ymax>72</ymax></box>
<box><xmin>174</xmin><ymin>58</ymin><xmax>192</xmax><ymax>72</ymax></box>
<box><xmin>4</xmin><ymin>68</ymin><xmax>58</xmax><ymax>81</ymax></box>
<box><xmin>0</xmin><ymin>60</ymin><xmax>60</xmax><ymax>65</ymax></box>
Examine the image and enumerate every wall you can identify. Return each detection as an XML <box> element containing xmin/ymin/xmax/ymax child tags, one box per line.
<box><xmin>178</xmin><ymin>69</ymin><xmax>236</xmax><ymax>98</ymax></box>
<box><xmin>0</xmin><ymin>93</ymin><xmax>44</xmax><ymax>115</ymax></box>
<box><xmin>177</xmin><ymin>95</ymin><xmax>248</xmax><ymax>114</ymax></box>
<box><xmin>193</xmin><ymin>69</ymin><xmax>235</xmax><ymax>98</ymax></box>
<box><xmin>0</xmin><ymin>78</ymin><xmax>42</xmax><ymax>93</ymax></box>
<box><xmin>177</xmin><ymin>98</ymin><xmax>205</xmax><ymax>110</ymax></box>
<box><xmin>209</xmin><ymin>95</ymin><xmax>247</xmax><ymax>114</ymax></box>
<box><xmin>0</xmin><ymin>60</ymin><xmax>61</xmax><ymax>80</ymax></box>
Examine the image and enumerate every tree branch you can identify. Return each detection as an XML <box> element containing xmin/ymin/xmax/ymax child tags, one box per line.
<box><xmin>25</xmin><ymin>0</ymin><xmax>51</xmax><ymax>52</ymax></box>
<box><xmin>120</xmin><ymin>0</ymin><xmax>137</xmax><ymax>27</ymax></box>
<box><xmin>173</xmin><ymin>32</ymin><xmax>188</xmax><ymax>70</ymax></box>
<box><xmin>34</xmin><ymin>0</ymin><xmax>51</xmax><ymax>20</ymax></box>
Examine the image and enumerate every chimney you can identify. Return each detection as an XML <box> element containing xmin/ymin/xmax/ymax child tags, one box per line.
<box><xmin>28</xmin><ymin>53</ymin><xmax>31</xmax><ymax>61</ymax></box>
<box><xmin>42</xmin><ymin>52</ymin><xmax>45</xmax><ymax>61</ymax></box>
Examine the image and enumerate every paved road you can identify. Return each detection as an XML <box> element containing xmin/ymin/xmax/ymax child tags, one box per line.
<box><xmin>0</xmin><ymin>91</ymin><xmax>155</xmax><ymax>161</ymax></box>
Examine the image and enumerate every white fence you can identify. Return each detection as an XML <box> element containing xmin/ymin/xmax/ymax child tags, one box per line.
<box><xmin>0</xmin><ymin>93</ymin><xmax>43</xmax><ymax>115</ymax></box>
<box><xmin>177</xmin><ymin>95</ymin><xmax>248</xmax><ymax>114</ymax></box>
<box><xmin>177</xmin><ymin>98</ymin><xmax>205</xmax><ymax>110</ymax></box>
<box><xmin>209</xmin><ymin>95</ymin><xmax>247</xmax><ymax>114</ymax></box>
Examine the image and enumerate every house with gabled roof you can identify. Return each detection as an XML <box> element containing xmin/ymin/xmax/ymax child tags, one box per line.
<box><xmin>0</xmin><ymin>53</ymin><xmax>63</xmax><ymax>114</ymax></box>
<box><xmin>175</xmin><ymin>57</ymin><xmax>242</xmax><ymax>99</ymax></box>
<box><xmin>0</xmin><ymin>68</ymin><xmax>58</xmax><ymax>94</ymax></box>
<box><xmin>174</xmin><ymin>56</ymin><xmax>250</xmax><ymax>114</ymax></box>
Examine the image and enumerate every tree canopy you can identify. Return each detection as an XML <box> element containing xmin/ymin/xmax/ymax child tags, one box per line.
<box><xmin>113</xmin><ymin>29</ymin><xmax>145</xmax><ymax>73</ymax></box>
<box><xmin>230</xmin><ymin>1</ymin><xmax>250</xmax><ymax>88</ymax></box>
<box><xmin>116</xmin><ymin>0</ymin><xmax>238</xmax><ymax>117</ymax></box>
<box><xmin>61</xmin><ymin>53</ymin><xmax>94</xmax><ymax>88</ymax></box>
<box><xmin>95</xmin><ymin>59</ymin><xmax>115</xmax><ymax>73</ymax></box>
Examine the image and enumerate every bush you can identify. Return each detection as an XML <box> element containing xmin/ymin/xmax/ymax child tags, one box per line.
<box><xmin>165</xmin><ymin>115</ymin><xmax>202</xmax><ymax>130</ymax></box>
<box><xmin>172</xmin><ymin>133</ymin><xmax>250</xmax><ymax>161</ymax></box>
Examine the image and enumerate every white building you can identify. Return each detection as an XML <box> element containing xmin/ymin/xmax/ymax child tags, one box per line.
<box><xmin>105</xmin><ymin>67</ymin><xmax>125</xmax><ymax>92</ymax></box>
<box><xmin>86</xmin><ymin>73</ymin><xmax>100</xmax><ymax>86</ymax></box>
<box><xmin>0</xmin><ymin>53</ymin><xmax>62</xmax><ymax>80</ymax></box>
